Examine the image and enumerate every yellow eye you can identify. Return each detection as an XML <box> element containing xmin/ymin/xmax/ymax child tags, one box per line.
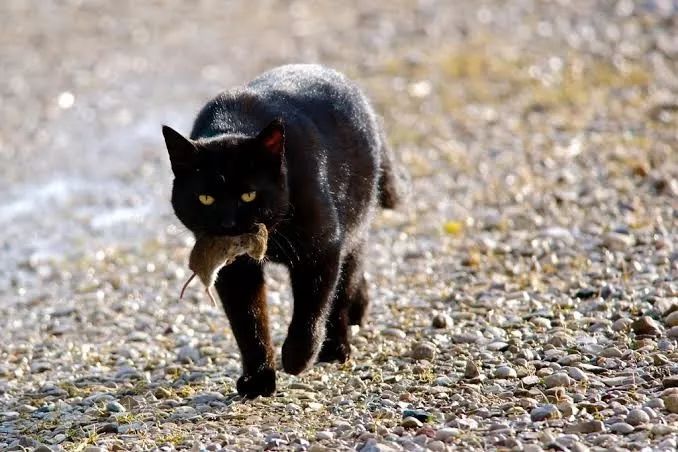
<box><xmin>241</xmin><ymin>191</ymin><xmax>256</xmax><ymax>202</ymax></box>
<box><xmin>198</xmin><ymin>194</ymin><xmax>214</xmax><ymax>205</ymax></box>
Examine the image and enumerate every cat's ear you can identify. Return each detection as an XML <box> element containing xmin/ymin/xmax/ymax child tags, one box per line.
<box><xmin>256</xmin><ymin>119</ymin><xmax>285</xmax><ymax>157</ymax></box>
<box><xmin>162</xmin><ymin>125</ymin><xmax>196</xmax><ymax>175</ymax></box>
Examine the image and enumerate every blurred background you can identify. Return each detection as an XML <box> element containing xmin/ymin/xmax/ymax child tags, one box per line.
<box><xmin>1</xmin><ymin>1</ymin><xmax>677</xmax><ymax>450</ymax></box>
<box><xmin>1</xmin><ymin>0</ymin><xmax>676</xmax><ymax>304</ymax></box>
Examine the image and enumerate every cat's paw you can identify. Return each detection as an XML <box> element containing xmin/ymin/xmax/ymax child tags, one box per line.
<box><xmin>236</xmin><ymin>368</ymin><xmax>276</xmax><ymax>398</ymax></box>
<box><xmin>281</xmin><ymin>336</ymin><xmax>319</xmax><ymax>375</ymax></box>
<box><xmin>317</xmin><ymin>339</ymin><xmax>350</xmax><ymax>363</ymax></box>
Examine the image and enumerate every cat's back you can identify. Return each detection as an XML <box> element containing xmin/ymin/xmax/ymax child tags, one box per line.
<box><xmin>247</xmin><ymin>64</ymin><xmax>357</xmax><ymax>105</ymax></box>
<box><xmin>191</xmin><ymin>64</ymin><xmax>376</xmax><ymax>142</ymax></box>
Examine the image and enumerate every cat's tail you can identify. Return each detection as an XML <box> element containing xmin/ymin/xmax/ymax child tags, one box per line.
<box><xmin>378</xmin><ymin>137</ymin><xmax>409</xmax><ymax>209</ymax></box>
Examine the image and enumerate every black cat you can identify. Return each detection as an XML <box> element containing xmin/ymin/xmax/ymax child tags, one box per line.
<box><xmin>162</xmin><ymin>64</ymin><xmax>405</xmax><ymax>398</ymax></box>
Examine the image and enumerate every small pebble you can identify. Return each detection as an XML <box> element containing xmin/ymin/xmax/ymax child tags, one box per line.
<box><xmin>401</xmin><ymin>416</ymin><xmax>423</xmax><ymax>429</ymax></box>
<box><xmin>662</xmin><ymin>394</ymin><xmax>678</xmax><ymax>413</ymax></box>
<box><xmin>612</xmin><ymin>318</ymin><xmax>632</xmax><ymax>332</ymax></box>
<box><xmin>427</xmin><ymin>440</ymin><xmax>446</xmax><ymax>451</ymax></box>
<box><xmin>626</xmin><ymin>408</ymin><xmax>650</xmax><ymax>425</ymax></box>
<box><xmin>106</xmin><ymin>401</ymin><xmax>126</xmax><ymax>413</ymax></box>
<box><xmin>316</xmin><ymin>431</ymin><xmax>334</xmax><ymax>441</ymax></box>
<box><xmin>665</xmin><ymin>311</ymin><xmax>678</xmax><ymax>327</ymax></box>
<box><xmin>663</xmin><ymin>376</ymin><xmax>678</xmax><ymax>388</ymax></box>
<box><xmin>431</xmin><ymin>313</ymin><xmax>452</xmax><ymax>329</ymax></box>
<box><xmin>494</xmin><ymin>366</ymin><xmax>517</xmax><ymax>379</ymax></box>
<box><xmin>435</xmin><ymin>427</ymin><xmax>460</xmax><ymax>442</ymax></box>
<box><xmin>609</xmin><ymin>422</ymin><xmax>634</xmax><ymax>434</ymax></box>
<box><xmin>530</xmin><ymin>404</ymin><xmax>561</xmax><ymax>422</ymax></box>
<box><xmin>565</xmin><ymin>420</ymin><xmax>604</xmax><ymax>434</ymax></box>
<box><xmin>411</xmin><ymin>341</ymin><xmax>436</xmax><ymax>360</ymax></box>
<box><xmin>464</xmin><ymin>360</ymin><xmax>480</xmax><ymax>379</ymax></box>
<box><xmin>383</xmin><ymin>328</ymin><xmax>406</xmax><ymax>339</ymax></box>
<box><xmin>522</xmin><ymin>375</ymin><xmax>540</xmax><ymax>386</ymax></box>
<box><xmin>600</xmin><ymin>347</ymin><xmax>623</xmax><ymax>358</ymax></box>
<box><xmin>566</xmin><ymin>367</ymin><xmax>588</xmax><ymax>381</ymax></box>
<box><xmin>631</xmin><ymin>316</ymin><xmax>663</xmax><ymax>336</ymax></box>
<box><xmin>544</xmin><ymin>372</ymin><xmax>573</xmax><ymax>388</ymax></box>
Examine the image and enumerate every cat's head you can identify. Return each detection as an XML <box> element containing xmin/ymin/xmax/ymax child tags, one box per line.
<box><xmin>162</xmin><ymin>119</ymin><xmax>288</xmax><ymax>237</ymax></box>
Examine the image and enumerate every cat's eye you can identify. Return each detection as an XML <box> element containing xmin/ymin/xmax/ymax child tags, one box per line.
<box><xmin>198</xmin><ymin>194</ymin><xmax>215</xmax><ymax>205</ymax></box>
<box><xmin>241</xmin><ymin>191</ymin><xmax>256</xmax><ymax>203</ymax></box>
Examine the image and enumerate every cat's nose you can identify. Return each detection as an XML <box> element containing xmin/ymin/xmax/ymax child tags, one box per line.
<box><xmin>220</xmin><ymin>219</ymin><xmax>236</xmax><ymax>229</ymax></box>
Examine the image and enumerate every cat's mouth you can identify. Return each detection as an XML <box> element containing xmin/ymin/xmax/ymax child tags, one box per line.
<box><xmin>206</xmin><ymin>224</ymin><xmax>260</xmax><ymax>237</ymax></box>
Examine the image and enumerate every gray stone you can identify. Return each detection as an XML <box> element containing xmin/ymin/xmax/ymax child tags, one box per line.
<box><xmin>464</xmin><ymin>360</ymin><xmax>480</xmax><ymax>379</ymax></box>
<box><xmin>663</xmin><ymin>376</ymin><xmax>678</xmax><ymax>388</ymax></box>
<box><xmin>565</xmin><ymin>420</ymin><xmax>604</xmax><ymax>434</ymax></box>
<box><xmin>177</xmin><ymin>345</ymin><xmax>201</xmax><ymax>364</ymax></box>
<box><xmin>106</xmin><ymin>401</ymin><xmax>126</xmax><ymax>413</ymax></box>
<box><xmin>603</xmin><ymin>232</ymin><xmax>635</xmax><ymax>250</ymax></box>
<box><xmin>544</xmin><ymin>372</ymin><xmax>573</xmax><ymax>388</ymax></box>
<box><xmin>360</xmin><ymin>439</ymin><xmax>397</xmax><ymax>452</ymax></box>
<box><xmin>427</xmin><ymin>440</ymin><xmax>446</xmax><ymax>451</ymax></box>
<box><xmin>33</xmin><ymin>446</ymin><xmax>53</xmax><ymax>452</ymax></box>
<box><xmin>84</xmin><ymin>393</ymin><xmax>114</xmax><ymax>404</ymax></box>
<box><xmin>494</xmin><ymin>366</ymin><xmax>517</xmax><ymax>379</ymax></box>
<box><xmin>383</xmin><ymin>328</ymin><xmax>406</xmax><ymax>339</ymax></box>
<box><xmin>530</xmin><ymin>404</ymin><xmax>561</xmax><ymax>422</ymax></box>
<box><xmin>50</xmin><ymin>434</ymin><xmax>66</xmax><ymax>444</ymax></box>
<box><xmin>522</xmin><ymin>375</ymin><xmax>541</xmax><ymax>386</ymax></box>
<box><xmin>30</xmin><ymin>361</ymin><xmax>52</xmax><ymax>373</ymax></box>
<box><xmin>96</xmin><ymin>423</ymin><xmax>119</xmax><ymax>434</ymax></box>
<box><xmin>566</xmin><ymin>367</ymin><xmax>588</xmax><ymax>381</ymax></box>
<box><xmin>411</xmin><ymin>341</ymin><xmax>436</xmax><ymax>360</ymax></box>
<box><xmin>434</xmin><ymin>376</ymin><xmax>453</xmax><ymax>387</ymax></box>
<box><xmin>609</xmin><ymin>422</ymin><xmax>634</xmax><ymax>434</ymax></box>
<box><xmin>646</xmin><ymin>398</ymin><xmax>665</xmax><ymax>410</ymax></box>
<box><xmin>602</xmin><ymin>376</ymin><xmax>636</xmax><ymax>387</ymax></box>
<box><xmin>665</xmin><ymin>311</ymin><xmax>678</xmax><ymax>327</ymax></box>
<box><xmin>170</xmin><ymin>405</ymin><xmax>198</xmax><ymax>420</ymax></box>
<box><xmin>626</xmin><ymin>408</ymin><xmax>650</xmax><ymax>425</ymax></box>
<box><xmin>612</xmin><ymin>318</ymin><xmax>632</xmax><ymax>332</ymax></box>
<box><xmin>600</xmin><ymin>347</ymin><xmax>623</xmax><ymax>358</ymax></box>
<box><xmin>663</xmin><ymin>393</ymin><xmax>678</xmax><ymax>413</ymax></box>
<box><xmin>435</xmin><ymin>427</ymin><xmax>461</xmax><ymax>442</ymax></box>
<box><xmin>431</xmin><ymin>313</ymin><xmax>452</xmax><ymax>329</ymax></box>
<box><xmin>0</xmin><ymin>411</ymin><xmax>19</xmax><ymax>419</ymax></box>
<box><xmin>401</xmin><ymin>416</ymin><xmax>423</xmax><ymax>428</ymax></box>
<box><xmin>487</xmin><ymin>341</ymin><xmax>510</xmax><ymax>351</ymax></box>
<box><xmin>191</xmin><ymin>391</ymin><xmax>225</xmax><ymax>405</ymax></box>
<box><xmin>315</xmin><ymin>431</ymin><xmax>334</xmax><ymax>441</ymax></box>
<box><xmin>631</xmin><ymin>316</ymin><xmax>663</xmax><ymax>336</ymax></box>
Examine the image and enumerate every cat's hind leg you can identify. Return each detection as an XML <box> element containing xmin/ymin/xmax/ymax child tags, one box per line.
<box><xmin>318</xmin><ymin>245</ymin><xmax>369</xmax><ymax>363</ymax></box>
<box><xmin>282</xmin><ymin>246</ymin><xmax>342</xmax><ymax>375</ymax></box>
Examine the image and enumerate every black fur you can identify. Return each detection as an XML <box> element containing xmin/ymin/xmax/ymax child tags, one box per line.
<box><xmin>163</xmin><ymin>64</ymin><xmax>404</xmax><ymax>398</ymax></box>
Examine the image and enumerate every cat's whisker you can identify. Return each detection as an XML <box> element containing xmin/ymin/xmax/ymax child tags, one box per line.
<box><xmin>273</xmin><ymin>231</ymin><xmax>301</xmax><ymax>263</ymax></box>
<box><xmin>269</xmin><ymin>235</ymin><xmax>294</xmax><ymax>264</ymax></box>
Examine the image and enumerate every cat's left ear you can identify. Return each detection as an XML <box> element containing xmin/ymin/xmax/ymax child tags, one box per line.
<box><xmin>256</xmin><ymin>119</ymin><xmax>285</xmax><ymax>157</ymax></box>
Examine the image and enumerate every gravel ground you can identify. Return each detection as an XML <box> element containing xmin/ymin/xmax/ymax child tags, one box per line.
<box><xmin>1</xmin><ymin>0</ymin><xmax>677</xmax><ymax>451</ymax></box>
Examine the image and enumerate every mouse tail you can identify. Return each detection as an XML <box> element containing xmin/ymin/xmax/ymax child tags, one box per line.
<box><xmin>179</xmin><ymin>273</ymin><xmax>196</xmax><ymax>299</ymax></box>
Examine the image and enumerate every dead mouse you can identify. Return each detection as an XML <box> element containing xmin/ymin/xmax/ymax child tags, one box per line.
<box><xmin>180</xmin><ymin>223</ymin><xmax>268</xmax><ymax>304</ymax></box>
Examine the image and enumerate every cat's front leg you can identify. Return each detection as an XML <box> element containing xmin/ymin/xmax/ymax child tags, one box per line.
<box><xmin>214</xmin><ymin>257</ymin><xmax>276</xmax><ymax>398</ymax></box>
<box><xmin>282</xmin><ymin>247</ymin><xmax>342</xmax><ymax>375</ymax></box>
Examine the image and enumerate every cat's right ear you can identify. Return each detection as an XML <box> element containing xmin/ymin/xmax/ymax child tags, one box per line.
<box><xmin>162</xmin><ymin>125</ymin><xmax>196</xmax><ymax>175</ymax></box>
